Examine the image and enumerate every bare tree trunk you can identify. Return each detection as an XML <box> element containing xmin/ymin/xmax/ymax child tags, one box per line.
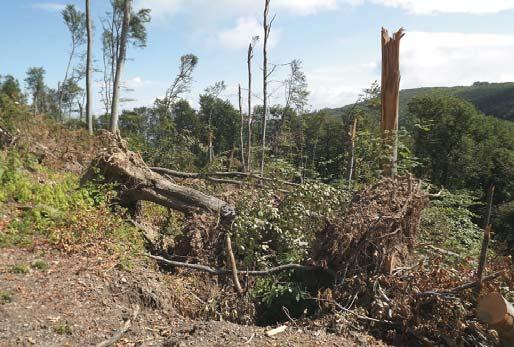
<box><xmin>86</xmin><ymin>0</ymin><xmax>94</xmax><ymax>135</ymax></box>
<box><xmin>59</xmin><ymin>45</ymin><xmax>76</xmax><ymax>120</ymax></box>
<box><xmin>260</xmin><ymin>0</ymin><xmax>272</xmax><ymax>177</ymax></box>
<box><xmin>208</xmin><ymin>111</ymin><xmax>214</xmax><ymax>162</ymax></box>
<box><xmin>380</xmin><ymin>28</ymin><xmax>404</xmax><ymax>177</ymax></box>
<box><xmin>110</xmin><ymin>0</ymin><xmax>131</xmax><ymax>133</ymax></box>
<box><xmin>238</xmin><ymin>84</ymin><xmax>246</xmax><ymax>171</ymax></box>
<box><xmin>247</xmin><ymin>41</ymin><xmax>255</xmax><ymax>172</ymax></box>
<box><xmin>347</xmin><ymin>117</ymin><xmax>358</xmax><ymax>188</ymax></box>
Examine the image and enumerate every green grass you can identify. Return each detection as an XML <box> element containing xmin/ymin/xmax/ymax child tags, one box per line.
<box><xmin>31</xmin><ymin>260</ymin><xmax>50</xmax><ymax>271</ymax></box>
<box><xmin>0</xmin><ymin>291</ymin><xmax>12</xmax><ymax>304</ymax></box>
<box><xmin>10</xmin><ymin>263</ymin><xmax>30</xmax><ymax>274</ymax></box>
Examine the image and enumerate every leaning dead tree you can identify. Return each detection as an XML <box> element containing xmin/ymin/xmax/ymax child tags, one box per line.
<box><xmin>83</xmin><ymin>132</ymin><xmax>235</xmax><ymax>218</ymax></box>
<box><xmin>381</xmin><ymin>27</ymin><xmax>404</xmax><ymax>177</ymax></box>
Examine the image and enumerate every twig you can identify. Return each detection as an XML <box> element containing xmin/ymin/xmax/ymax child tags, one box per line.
<box><xmin>96</xmin><ymin>305</ymin><xmax>140</xmax><ymax>347</ymax></box>
<box><xmin>145</xmin><ymin>254</ymin><xmax>334</xmax><ymax>277</ymax></box>
<box><xmin>418</xmin><ymin>271</ymin><xmax>504</xmax><ymax>297</ymax></box>
<box><xmin>475</xmin><ymin>185</ymin><xmax>495</xmax><ymax>295</ymax></box>
<box><xmin>226</xmin><ymin>233</ymin><xmax>243</xmax><ymax>295</ymax></box>
<box><xmin>315</xmin><ymin>298</ymin><xmax>395</xmax><ymax>325</ymax></box>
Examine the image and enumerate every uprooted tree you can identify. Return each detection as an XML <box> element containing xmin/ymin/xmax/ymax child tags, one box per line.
<box><xmin>82</xmin><ymin>132</ymin><xmax>235</xmax><ymax>218</ymax></box>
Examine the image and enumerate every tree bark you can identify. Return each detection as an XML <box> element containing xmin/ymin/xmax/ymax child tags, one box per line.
<box><xmin>86</xmin><ymin>0</ymin><xmax>94</xmax><ymax>135</ymax></box>
<box><xmin>381</xmin><ymin>28</ymin><xmax>404</xmax><ymax>177</ymax></box>
<box><xmin>110</xmin><ymin>0</ymin><xmax>131</xmax><ymax>132</ymax></box>
<box><xmin>347</xmin><ymin>117</ymin><xmax>358</xmax><ymax>188</ymax></box>
<box><xmin>478</xmin><ymin>292</ymin><xmax>514</xmax><ymax>346</ymax></box>
<box><xmin>238</xmin><ymin>84</ymin><xmax>246</xmax><ymax>171</ymax></box>
<box><xmin>84</xmin><ymin>132</ymin><xmax>235</xmax><ymax>218</ymax></box>
<box><xmin>260</xmin><ymin>0</ymin><xmax>272</xmax><ymax>177</ymax></box>
<box><xmin>247</xmin><ymin>40</ymin><xmax>255</xmax><ymax>172</ymax></box>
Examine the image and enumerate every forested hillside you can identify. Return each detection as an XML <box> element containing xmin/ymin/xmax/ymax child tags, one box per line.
<box><xmin>2</xmin><ymin>1</ymin><xmax>514</xmax><ymax>346</ymax></box>
<box><xmin>330</xmin><ymin>81</ymin><xmax>514</xmax><ymax>122</ymax></box>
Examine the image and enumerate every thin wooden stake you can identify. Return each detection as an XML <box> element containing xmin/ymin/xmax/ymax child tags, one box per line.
<box><xmin>225</xmin><ymin>233</ymin><xmax>243</xmax><ymax>295</ymax></box>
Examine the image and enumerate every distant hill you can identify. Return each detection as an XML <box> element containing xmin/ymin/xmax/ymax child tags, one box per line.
<box><xmin>326</xmin><ymin>82</ymin><xmax>514</xmax><ymax>122</ymax></box>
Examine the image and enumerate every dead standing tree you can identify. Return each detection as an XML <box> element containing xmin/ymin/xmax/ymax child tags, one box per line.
<box><xmin>381</xmin><ymin>27</ymin><xmax>404</xmax><ymax>177</ymax></box>
<box><xmin>260</xmin><ymin>0</ymin><xmax>275</xmax><ymax>177</ymax></box>
<box><xmin>247</xmin><ymin>36</ymin><xmax>259</xmax><ymax>172</ymax></box>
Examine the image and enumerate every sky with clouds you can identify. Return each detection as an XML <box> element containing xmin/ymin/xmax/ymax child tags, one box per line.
<box><xmin>2</xmin><ymin>0</ymin><xmax>514</xmax><ymax>114</ymax></box>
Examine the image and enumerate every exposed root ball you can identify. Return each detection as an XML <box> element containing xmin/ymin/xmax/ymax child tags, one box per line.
<box><xmin>312</xmin><ymin>176</ymin><xmax>428</xmax><ymax>276</ymax></box>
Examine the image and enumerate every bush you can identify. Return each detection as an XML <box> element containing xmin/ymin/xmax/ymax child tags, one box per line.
<box><xmin>420</xmin><ymin>190</ymin><xmax>483</xmax><ymax>259</ymax></box>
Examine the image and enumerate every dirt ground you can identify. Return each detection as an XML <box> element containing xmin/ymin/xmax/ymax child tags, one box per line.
<box><xmin>0</xmin><ymin>247</ymin><xmax>387</xmax><ymax>347</ymax></box>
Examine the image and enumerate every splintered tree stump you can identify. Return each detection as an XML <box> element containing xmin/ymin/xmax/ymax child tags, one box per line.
<box><xmin>478</xmin><ymin>293</ymin><xmax>514</xmax><ymax>346</ymax></box>
<box><xmin>381</xmin><ymin>27</ymin><xmax>405</xmax><ymax>177</ymax></box>
<box><xmin>83</xmin><ymin>131</ymin><xmax>235</xmax><ymax>218</ymax></box>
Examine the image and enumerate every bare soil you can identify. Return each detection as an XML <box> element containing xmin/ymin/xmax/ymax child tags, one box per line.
<box><xmin>0</xmin><ymin>247</ymin><xmax>387</xmax><ymax>347</ymax></box>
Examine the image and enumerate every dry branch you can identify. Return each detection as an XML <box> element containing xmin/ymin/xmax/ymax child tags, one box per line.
<box><xmin>96</xmin><ymin>305</ymin><xmax>140</xmax><ymax>347</ymax></box>
<box><xmin>225</xmin><ymin>233</ymin><xmax>243</xmax><ymax>295</ymax></box>
<box><xmin>146</xmin><ymin>254</ymin><xmax>334</xmax><ymax>277</ymax></box>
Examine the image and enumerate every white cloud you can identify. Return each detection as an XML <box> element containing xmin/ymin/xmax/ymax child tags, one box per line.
<box><xmin>371</xmin><ymin>0</ymin><xmax>514</xmax><ymax>14</ymax></box>
<box><xmin>401</xmin><ymin>31</ymin><xmax>514</xmax><ymax>88</ymax></box>
<box><xmin>136</xmin><ymin>0</ymin><xmax>514</xmax><ymax>19</ymax></box>
<box><xmin>31</xmin><ymin>3</ymin><xmax>67</xmax><ymax>12</ymax></box>
<box><xmin>218</xmin><ymin>17</ymin><xmax>282</xmax><ymax>49</ymax></box>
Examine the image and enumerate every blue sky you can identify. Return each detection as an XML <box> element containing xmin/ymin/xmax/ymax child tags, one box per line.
<box><xmin>3</xmin><ymin>0</ymin><xmax>514</xmax><ymax>114</ymax></box>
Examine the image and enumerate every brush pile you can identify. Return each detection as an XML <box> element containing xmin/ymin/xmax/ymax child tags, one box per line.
<box><xmin>312</xmin><ymin>176</ymin><xmax>428</xmax><ymax>276</ymax></box>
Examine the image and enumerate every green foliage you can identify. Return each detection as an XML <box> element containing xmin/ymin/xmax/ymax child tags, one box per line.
<box><xmin>10</xmin><ymin>263</ymin><xmax>30</xmax><ymax>274</ymax></box>
<box><xmin>0</xmin><ymin>291</ymin><xmax>12</xmax><ymax>304</ymax></box>
<box><xmin>420</xmin><ymin>190</ymin><xmax>483</xmax><ymax>258</ymax></box>
<box><xmin>53</xmin><ymin>323</ymin><xmax>72</xmax><ymax>335</ymax></box>
<box><xmin>232</xmin><ymin>183</ymin><xmax>350</xmax><ymax>268</ymax></box>
<box><xmin>31</xmin><ymin>260</ymin><xmax>50</xmax><ymax>271</ymax></box>
<box><xmin>0</xmin><ymin>149</ymin><xmax>144</xmax><ymax>259</ymax></box>
<box><xmin>494</xmin><ymin>201</ymin><xmax>514</xmax><ymax>247</ymax></box>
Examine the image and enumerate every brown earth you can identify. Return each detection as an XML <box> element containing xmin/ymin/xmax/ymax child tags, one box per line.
<box><xmin>0</xmin><ymin>247</ymin><xmax>388</xmax><ymax>347</ymax></box>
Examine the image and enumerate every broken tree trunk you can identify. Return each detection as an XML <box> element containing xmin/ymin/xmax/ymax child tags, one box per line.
<box><xmin>381</xmin><ymin>27</ymin><xmax>405</xmax><ymax>177</ymax></box>
<box><xmin>83</xmin><ymin>132</ymin><xmax>235</xmax><ymax>218</ymax></box>
<box><xmin>478</xmin><ymin>292</ymin><xmax>514</xmax><ymax>346</ymax></box>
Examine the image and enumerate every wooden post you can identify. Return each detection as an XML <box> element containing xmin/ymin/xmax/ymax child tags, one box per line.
<box><xmin>478</xmin><ymin>292</ymin><xmax>514</xmax><ymax>346</ymax></box>
<box><xmin>347</xmin><ymin>117</ymin><xmax>358</xmax><ymax>189</ymax></box>
<box><xmin>381</xmin><ymin>28</ymin><xmax>405</xmax><ymax>177</ymax></box>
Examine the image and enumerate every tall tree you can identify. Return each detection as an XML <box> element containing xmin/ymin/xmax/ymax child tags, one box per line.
<box><xmin>101</xmin><ymin>0</ymin><xmax>150</xmax><ymax>116</ymax></box>
<box><xmin>110</xmin><ymin>0</ymin><xmax>131</xmax><ymax>132</ymax></box>
<box><xmin>86</xmin><ymin>0</ymin><xmax>94</xmax><ymax>135</ymax></box>
<box><xmin>59</xmin><ymin>5</ymin><xmax>86</xmax><ymax>118</ymax></box>
<box><xmin>203</xmin><ymin>81</ymin><xmax>226</xmax><ymax>162</ymax></box>
<box><xmin>246</xmin><ymin>36</ymin><xmax>258</xmax><ymax>172</ymax></box>
<box><xmin>238</xmin><ymin>84</ymin><xmax>245</xmax><ymax>170</ymax></box>
<box><xmin>161</xmin><ymin>54</ymin><xmax>198</xmax><ymax>111</ymax></box>
<box><xmin>284</xmin><ymin>59</ymin><xmax>309</xmax><ymax>113</ymax></box>
<box><xmin>25</xmin><ymin>67</ymin><xmax>46</xmax><ymax>115</ymax></box>
<box><xmin>261</xmin><ymin>0</ymin><xmax>274</xmax><ymax>176</ymax></box>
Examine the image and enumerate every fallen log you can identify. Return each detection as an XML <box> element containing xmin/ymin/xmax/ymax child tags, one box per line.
<box><xmin>150</xmin><ymin>167</ymin><xmax>299</xmax><ymax>187</ymax></box>
<box><xmin>478</xmin><ymin>293</ymin><xmax>514</xmax><ymax>346</ymax></box>
<box><xmin>83</xmin><ymin>131</ymin><xmax>235</xmax><ymax>218</ymax></box>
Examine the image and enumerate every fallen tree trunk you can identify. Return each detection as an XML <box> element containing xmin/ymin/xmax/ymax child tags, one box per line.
<box><xmin>83</xmin><ymin>132</ymin><xmax>235</xmax><ymax>218</ymax></box>
<box><xmin>478</xmin><ymin>292</ymin><xmax>514</xmax><ymax>346</ymax></box>
<box><xmin>150</xmin><ymin>167</ymin><xmax>299</xmax><ymax>187</ymax></box>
